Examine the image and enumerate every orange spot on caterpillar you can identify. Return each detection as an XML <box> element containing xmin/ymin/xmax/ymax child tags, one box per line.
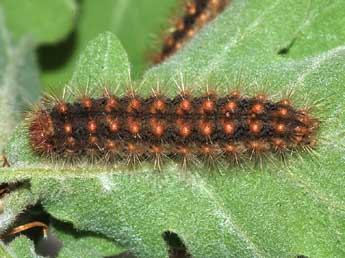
<box><xmin>105</xmin><ymin>96</ymin><xmax>119</xmax><ymax>112</ymax></box>
<box><xmin>198</xmin><ymin>120</ymin><xmax>213</xmax><ymax>137</ymax></box>
<box><xmin>106</xmin><ymin>115</ymin><xmax>120</xmax><ymax>133</ymax></box>
<box><xmin>57</xmin><ymin>102</ymin><xmax>68</xmax><ymax>114</ymax></box>
<box><xmin>224</xmin><ymin>143</ymin><xmax>237</xmax><ymax>154</ymax></box>
<box><xmin>150</xmin><ymin>98</ymin><xmax>166</xmax><ymax>113</ymax></box>
<box><xmin>223</xmin><ymin>100</ymin><xmax>237</xmax><ymax>114</ymax></box>
<box><xmin>252</xmin><ymin>103</ymin><xmax>265</xmax><ymax>114</ymax></box>
<box><xmin>294</xmin><ymin>126</ymin><xmax>309</xmax><ymax>136</ymax></box>
<box><xmin>277</xmin><ymin>107</ymin><xmax>289</xmax><ymax>118</ymax></box>
<box><xmin>249</xmin><ymin>140</ymin><xmax>270</xmax><ymax>152</ymax></box>
<box><xmin>256</xmin><ymin>94</ymin><xmax>266</xmax><ymax>101</ymax></box>
<box><xmin>87</xmin><ymin>120</ymin><xmax>97</xmax><ymax>133</ymax></box>
<box><xmin>110</xmin><ymin>120</ymin><xmax>120</xmax><ymax>133</ymax></box>
<box><xmin>127</xmin><ymin>97</ymin><xmax>141</xmax><ymax>113</ymax></box>
<box><xmin>150</xmin><ymin>145</ymin><xmax>163</xmax><ymax>155</ymax></box>
<box><xmin>272</xmin><ymin>138</ymin><xmax>286</xmax><ymax>150</ymax></box>
<box><xmin>82</xmin><ymin>97</ymin><xmax>93</xmax><ymax>109</ymax></box>
<box><xmin>127</xmin><ymin>143</ymin><xmax>142</xmax><ymax>155</ymax></box>
<box><xmin>177</xmin><ymin>99</ymin><xmax>192</xmax><ymax>115</ymax></box>
<box><xmin>186</xmin><ymin>2</ymin><xmax>197</xmax><ymax>15</ymax></box>
<box><xmin>221</xmin><ymin>120</ymin><xmax>235</xmax><ymax>135</ymax></box>
<box><xmin>177</xmin><ymin>146</ymin><xmax>190</xmax><ymax>156</ymax></box>
<box><xmin>275</xmin><ymin>122</ymin><xmax>286</xmax><ymax>134</ymax></box>
<box><xmin>230</xmin><ymin>90</ymin><xmax>241</xmax><ymax>98</ymax></box>
<box><xmin>64</xmin><ymin>123</ymin><xmax>73</xmax><ymax>134</ymax></box>
<box><xmin>128</xmin><ymin>117</ymin><xmax>141</xmax><ymax>134</ymax></box>
<box><xmin>150</xmin><ymin>118</ymin><xmax>165</xmax><ymax>137</ymax></box>
<box><xmin>200</xmin><ymin>99</ymin><xmax>215</xmax><ymax>113</ymax></box>
<box><xmin>199</xmin><ymin>145</ymin><xmax>218</xmax><ymax>157</ymax></box>
<box><xmin>280</xmin><ymin>99</ymin><xmax>291</xmax><ymax>106</ymax></box>
<box><xmin>249</xmin><ymin>120</ymin><xmax>262</xmax><ymax>134</ymax></box>
<box><xmin>178</xmin><ymin>121</ymin><xmax>192</xmax><ymax>137</ymax></box>
<box><xmin>105</xmin><ymin>140</ymin><xmax>117</xmax><ymax>151</ymax></box>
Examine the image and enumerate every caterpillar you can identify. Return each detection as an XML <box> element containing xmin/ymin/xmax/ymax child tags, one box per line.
<box><xmin>28</xmin><ymin>89</ymin><xmax>319</xmax><ymax>169</ymax></box>
<box><xmin>153</xmin><ymin>0</ymin><xmax>229</xmax><ymax>64</ymax></box>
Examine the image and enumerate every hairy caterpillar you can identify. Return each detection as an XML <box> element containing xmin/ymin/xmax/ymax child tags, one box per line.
<box><xmin>28</xmin><ymin>89</ymin><xmax>319</xmax><ymax>169</ymax></box>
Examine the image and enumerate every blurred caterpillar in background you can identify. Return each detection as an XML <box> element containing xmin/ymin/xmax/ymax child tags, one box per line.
<box><xmin>153</xmin><ymin>0</ymin><xmax>229</xmax><ymax>64</ymax></box>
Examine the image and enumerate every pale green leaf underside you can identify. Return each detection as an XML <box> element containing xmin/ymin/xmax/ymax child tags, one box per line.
<box><xmin>0</xmin><ymin>11</ymin><xmax>41</xmax><ymax>152</ymax></box>
<box><xmin>1</xmin><ymin>0</ymin><xmax>345</xmax><ymax>257</ymax></box>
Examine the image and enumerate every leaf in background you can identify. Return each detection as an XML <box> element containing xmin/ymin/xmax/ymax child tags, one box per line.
<box><xmin>0</xmin><ymin>11</ymin><xmax>41</xmax><ymax>152</ymax></box>
<box><xmin>0</xmin><ymin>236</ymin><xmax>44</xmax><ymax>258</ymax></box>
<box><xmin>0</xmin><ymin>0</ymin><xmax>77</xmax><ymax>45</ymax></box>
<box><xmin>39</xmin><ymin>0</ymin><xmax>178</xmax><ymax>89</ymax></box>
<box><xmin>2</xmin><ymin>1</ymin><xmax>345</xmax><ymax>258</ymax></box>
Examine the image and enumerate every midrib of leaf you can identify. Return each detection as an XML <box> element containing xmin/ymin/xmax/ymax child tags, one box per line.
<box><xmin>188</xmin><ymin>174</ymin><xmax>266</xmax><ymax>257</ymax></box>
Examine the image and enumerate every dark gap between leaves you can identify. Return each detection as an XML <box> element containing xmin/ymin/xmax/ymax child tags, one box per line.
<box><xmin>163</xmin><ymin>231</ymin><xmax>192</xmax><ymax>258</ymax></box>
<box><xmin>37</xmin><ymin>0</ymin><xmax>83</xmax><ymax>73</ymax></box>
<box><xmin>2</xmin><ymin>197</ymin><xmax>192</xmax><ymax>257</ymax></box>
<box><xmin>1</xmin><ymin>203</ymin><xmax>132</xmax><ymax>258</ymax></box>
<box><xmin>0</xmin><ymin>180</ymin><xmax>31</xmax><ymax>198</ymax></box>
<box><xmin>1</xmin><ymin>203</ymin><xmax>55</xmax><ymax>255</ymax></box>
<box><xmin>37</xmin><ymin>30</ymin><xmax>77</xmax><ymax>72</ymax></box>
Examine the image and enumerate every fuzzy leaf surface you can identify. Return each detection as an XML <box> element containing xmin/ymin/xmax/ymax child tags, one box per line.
<box><xmin>0</xmin><ymin>236</ymin><xmax>43</xmax><ymax>258</ymax></box>
<box><xmin>50</xmin><ymin>220</ymin><xmax>124</xmax><ymax>258</ymax></box>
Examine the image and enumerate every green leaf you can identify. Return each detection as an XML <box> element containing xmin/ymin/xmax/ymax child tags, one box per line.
<box><xmin>0</xmin><ymin>242</ymin><xmax>12</xmax><ymax>258</ymax></box>
<box><xmin>40</xmin><ymin>0</ymin><xmax>178</xmax><ymax>89</ymax></box>
<box><xmin>1</xmin><ymin>236</ymin><xmax>43</xmax><ymax>258</ymax></box>
<box><xmin>0</xmin><ymin>187</ymin><xmax>39</xmax><ymax>234</ymax></box>
<box><xmin>2</xmin><ymin>1</ymin><xmax>345</xmax><ymax>258</ymax></box>
<box><xmin>0</xmin><ymin>0</ymin><xmax>77</xmax><ymax>45</ymax></box>
<box><xmin>0</xmin><ymin>11</ymin><xmax>41</xmax><ymax>152</ymax></box>
<box><xmin>51</xmin><ymin>220</ymin><xmax>125</xmax><ymax>258</ymax></box>
<box><xmin>69</xmin><ymin>31</ymin><xmax>130</xmax><ymax>95</ymax></box>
